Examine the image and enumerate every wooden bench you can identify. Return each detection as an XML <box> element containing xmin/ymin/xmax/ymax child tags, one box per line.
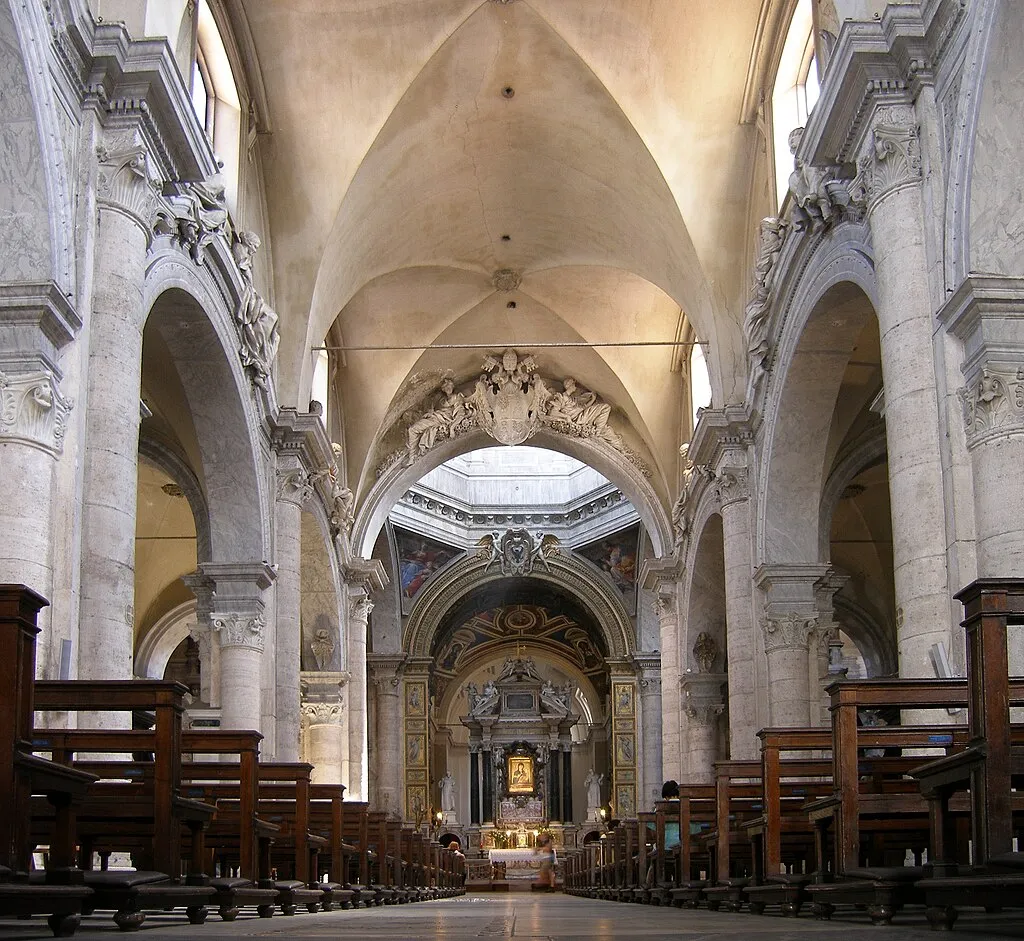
<box><xmin>0</xmin><ymin>585</ymin><xmax>95</xmax><ymax>937</ymax></box>
<box><xmin>910</xmin><ymin>579</ymin><xmax>1024</xmax><ymax>930</ymax></box>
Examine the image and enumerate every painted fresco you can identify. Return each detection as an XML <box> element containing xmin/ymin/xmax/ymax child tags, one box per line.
<box><xmin>576</xmin><ymin>525</ymin><xmax>639</xmax><ymax>595</ymax></box>
<box><xmin>394</xmin><ymin>527</ymin><xmax>462</xmax><ymax>600</ymax></box>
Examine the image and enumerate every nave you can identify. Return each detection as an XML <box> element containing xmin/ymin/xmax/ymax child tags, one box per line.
<box><xmin>4</xmin><ymin>893</ymin><xmax>1024</xmax><ymax>941</ymax></box>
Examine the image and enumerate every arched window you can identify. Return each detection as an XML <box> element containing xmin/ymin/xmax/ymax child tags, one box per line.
<box><xmin>190</xmin><ymin>0</ymin><xmax>242</xmax><ymax>211</ymax></box>
<box><xmin>771</xmin><ymin>0</ymin><xmax>821</xmax><ymax>209</ymax></box>
<box><xmin>690</xmin><ymin>341</ymin><xmax>712</xmax><ymax>426</ymax></box>
<box><xmin>311</xmin><ymin>348</ymin><xmax>330</xmax><ymax>429</ymax></box>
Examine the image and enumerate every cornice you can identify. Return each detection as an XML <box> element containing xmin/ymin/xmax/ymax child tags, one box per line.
<box><xmin>688</xmin><ymin>406</ymin><xmax>755</xmax><ymax>469</ymax></box>
<box><xmin>0</xmin><ymin>281</ymin><xmax>81</xmax><ymax>376</ymax></box>
<box><xmin>70</xmin><ymin>18</ymin><xmax>218</xmax><ymax>182</ymax></box>
<box><xmin>267</xmin><ymin>407</ymin><xmax>334</xmax><ymax>475</ymax></box>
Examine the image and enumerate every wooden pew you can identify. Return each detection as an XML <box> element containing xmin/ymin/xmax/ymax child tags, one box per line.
<box><xmin>0</xmin><ymin>585</ymin><xmax>95</xmax><ymax>937</ymax></box>
<box><xmin>667</xmin><ymin>784</ymin><xmax>716</xmax><ymax>908</ymax></box>
<box><xmin>31</xmin><ymin>680</ymin><xmax>216</xmax><ymax>929</ymax></box>
<box><xmin>803</xmin><ymin>677</ymin><xmax>1023</xmax><ymax>924</ymax></box>
<box><xmin>911</xmin><ymin>579</ymin><xmax>1024</xmax><ymax>930</ymax></box>
<box><xmin>700</xmin><ymin>759</ymin><xmax>763</xmax><ymax>912</ymax></box>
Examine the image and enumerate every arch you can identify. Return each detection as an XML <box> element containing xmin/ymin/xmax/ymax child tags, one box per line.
<box><xmin>834</xmin><ymin>595</ymin><xmax>897</xmax><ymax>678</ymax></box>
<box><xmin>142</xmin><ymin>256</ymin><xmax>270</xmax><ymax>561</ymax></box>
<box><xmin>685</xmin><ymin>513</ymin><xmax>727</xmax><ymax>674</ymax></box>
<box><xmin>404</xmin><ymin>553</ymin><xmax>636</xmax><ymax>664</ymax></box>
<box><xmin>0</xmin><ymin>0</ymin><xmax>73</xmax><ymax>288</ymax></box>
<box><xmin>134</xmin><ymin>600</ymin><xmax>197</xmax><ymax>680</ymax></box>
<box><xmin>817</xmin><ymin>423</ymin><xmax>887</xmax><ymax>561</ymax></box>
<box><xmin>139</xmin><ymin>435</ymin><xmax>213</xmax><ymax>565</ymax></box>
<box><xmin>756</xmin><ymin>233</ymin><xmax>879</xmax><ymax>568</ymax></box>
<box><xmin>355</xmin><ymin>429</ymin><xmax>672</xmax><ymax>561</ymax></box>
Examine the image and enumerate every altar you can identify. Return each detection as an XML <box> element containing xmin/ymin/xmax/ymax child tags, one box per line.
<box><xmin>488</xmin><ymin>847</ymin><xmax>547</xmax><ymax>881</ymax></box>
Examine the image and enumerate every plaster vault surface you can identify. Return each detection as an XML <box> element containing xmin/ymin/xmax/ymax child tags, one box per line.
<box><xmin>242</xmin><ymin>0</ymin><xmax>762</xmax><ymax>498</ymax></box>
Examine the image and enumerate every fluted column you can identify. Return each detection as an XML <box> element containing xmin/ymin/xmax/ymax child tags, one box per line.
<box><xmin>368</xmin><ymin>655</ymin><xmax>405</xmax><ymax>816</ymax></box>
<box><xmin>301</xmin><ymin>673</ymin><xmax>348</xmax><ymax>784</ymax></box>
<box><xmin>853</xmin><ymin>106</ymin><xmax>950</xmax><ymax>676</ymax></box>
<box><xmin>635</xmin><ymin>654</ymin><xmax>662</xmax><ymax>809</ymax></box>
<box><xmin>274</xmin><ymin>464</ymin><xmax>312</xmax><ymax>761</ymax></box>
<box><xmin>0</xmin><ymin>286</ymin><xmax>79</xmax><ymax>676</ymax></box>
<box><xmin>346</xmin><ymin>590</ymin><xmax>372</xmax><ymax>800</ymax></box>
<box><xmin>78</xmin><ymin>136</ymin><xmax>161</xmax><ymax>701</ymax></box>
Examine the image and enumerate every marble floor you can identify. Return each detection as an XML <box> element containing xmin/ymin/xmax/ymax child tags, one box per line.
<box><xmin>1</xmin><ymin>893</ymin><xmax>1023</xmax><ymax>940</ymax></box>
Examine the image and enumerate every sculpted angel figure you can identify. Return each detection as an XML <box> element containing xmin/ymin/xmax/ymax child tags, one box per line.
<box><xmin>788</xmin><ymin>127</ymin><xmax>835</xmax><ymax>232</ymax></box>
<box><xmin>405</xmin><ymin>378</ymin><xmax>467</xmax><ymax>464</ymax></box>
<box><xmin>545</xmin><ymin>377</ymin><xmax>622</xmax><ymax>447</ymax></box>
<box><xmin>470</xmin><ymin>680</ymin><xmax>499</xmax><ymax>715</ymax></box>
<box><xmin>236</xmin><ymin>288</ymin><xmax>281</xmax><ymax>388</ymax></box>
<box><xmin>743</xmin><ymin>216</ymin><xmax>788</xmax><ymax>369</ymax></box>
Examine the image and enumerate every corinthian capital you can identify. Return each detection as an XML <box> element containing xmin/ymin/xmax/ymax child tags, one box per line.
<box><xmin>0</xmin><ymin>368</ymin><xmax>73</xmax><ymax>456</ymax></box>
<box><xmin>851</xmin><ymin>107</ymin><xmax>921</xmax><ymax>211</ymax></box>
<box><xmin>96</xmin><ymin>137</ymin><xmax>161</xmax><ymax>237</ymax></box>
<box><xmin>303</xmin><ymin>701</ymin><xmax>343</xmax><ymax>725</ymax></box>
<box><xmin>715</xmin><ymin>469</ymin><xmax>748</xmax><ymax>508</ymax></box>
<box><xmin>212</xmin><ymin>613</ymin><xmax>266</xmax><ymax>652</ymax></box>
<box><xmin>277</xmin><ymin>468</ymin><xmax>314</xmax><ymax>506</ymax></box>
<box><xmin>761</xmin><ymin>612</ymin><xmax>817</xmax><ymax>653</ymax></box>
<box><xmin>350</xmin><ymin>597</ymin><xmax>373</xmax><ymax>625</ymax></box>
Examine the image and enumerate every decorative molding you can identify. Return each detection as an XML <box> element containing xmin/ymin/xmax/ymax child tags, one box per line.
<box><xmin>380</xmin><ymin>350</ymin><xmax>646</xmax><ymax>476</ymax></box>
<box><xmin>492</xmin><ymin>268</ymin><xmax>521</xmax><ymax>292</ymax></box>
<box><xmin>850</xmin><ymin>113</ymin><xmax>922</xmax><ymax>211</ymax></box>
<box><xmin>761</xmin><ymin>613</ymin><xmax>817</xmax><ymax>653</ymax></box>
<box><xmin>212</xmin><ymin>613</ymin><xmax>266</xmax><ymax>652</ymax></box>
<box><xmin>95</xmin><ymin>139</ymin><xmax>162</xmax><ymax>237</ymax></box>
<box><xmin>153</xmin><ymin>178</ymin><xmax>229</xmax><ymax>264</ymax></box>
<box><xmin>476</xmin><ymin>528</ymin><xmax>560</xmax><ymax>576</ymax></box>
<box><xmin>302</xmin><ymin>701</ymin><xmax>342</xmax><ymax>724</ymax></box>
<box><xmin>957</xmin><ymin>366</ymin><xmax>1022</xmax><ymax>445</ymax></box>
<box><xmin>0</xmin><ymin>369</ymin><xmax>72</xmax><ymax>455</ymax></box>
<box><xmin>350</xmin><ymin>597</ymin><xmax>374</xmax><ymax>625</ymax></box>
<box><xmin>276</xmin><ymin>467</ymin><xmax>314</xmax><ymax>506</ymax></box>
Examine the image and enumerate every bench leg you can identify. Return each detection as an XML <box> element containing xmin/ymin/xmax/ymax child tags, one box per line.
<box><xmin>46</xmin><ymin>913</ymin><xmax>80</xmax><ymax>937</ymax></box>
<box><xmin>867</xmin><ymin>903</ymin><xmax>894</xmax><ymax>926</ymax></box>
<box><xmin>256</xmin><ymin>904</ymin><xmax>275</xmax><ymax>918</ymax></box>
<box><xmin>112</xmin><ymin>909</ymin><xmax>146</xmax><ymax>931</ymax></box>
<box><xmin>218</xmin><ymin>905</ymin><xmax>240</xmax><ymax>921</ymax></box>
<box><xmin>812</xmin><ymin>901</ymin><xmax>835</xmax><ymax>920</ymax></box>
<box><xmin>186</xmin><ymin>906</ymin><xmax>208</xmax><ymax>925</ymax></box>
<box><xmin>925</xmin><ymin>906</ymin><xmax>958</xmax><ymax>931</ymax></box>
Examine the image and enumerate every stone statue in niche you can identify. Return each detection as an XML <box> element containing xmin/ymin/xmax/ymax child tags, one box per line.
<box><xmin>692</xmin><ymin>631</ymin><xmax>718</xmax><ymax>673</ymax></box>
<box><xmin>439</xmin><ymin>771</ymin><xmax>456</xmax><ymax>812</ymax></box>
<box><xmin>309</xmin><ymin>616</ymin><xmax>337</xmax><ymax>671</ymax></box>
<box><xmin>585</xmin><ymin>769</ymin><xmax>603</xmax><ymax>810</ymax></box>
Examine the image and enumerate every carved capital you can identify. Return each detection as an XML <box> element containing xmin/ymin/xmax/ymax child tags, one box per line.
<box><xmin>303</xmin><ymin>701</ymin><xmax>343</xmax><ymax>725</ymax></box>
<box><xmin>0</xmin><ymin>368</ymin><xmax>73</xmax><ymax>456</ymax></box>
<box><xmin>761</xmin><ymin>613</ymin><xmax>817</xmax><ymax>654</ymax></box>
<box><xmin>715</xmin><ymin>469</ymin><xmax>748</xmax><ymax>508</ymax></box>
<box><xmin>686</xmin><ymin>700</ymin><xmax>725</xmax><ymax>726</ymax></box>
<box><xmin>350</xmin><ymin>597</ymin><xmax>374</xmax><ymax>626</ymax></box>
<box><xmin>96</xmin><ymin>139</ymin><xmax>161</xmax><ymax>238</ymax></box>
<box><xmin>277</xmin><ymin>468</ymin><xmax>314</xmax><ymax>506</ymax></box>
<box><xmin>212</xmin><ymin>613</ymin><xmax>265</xmax><ymax>652</ymax></box>
<box><xmin>851</xmin><ymin>109</ymin><xmax>921</xmax><ymax>211</ymax></box>
<box><xmin>957</xmin><ymin>365</ymin><xmax>1024</xmax><ymax>447</ymax></box>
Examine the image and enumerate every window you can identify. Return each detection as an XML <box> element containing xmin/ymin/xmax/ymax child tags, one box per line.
<box><xmin>189</xmin><ymin>0</ymin><xmax>242</xmax><ymax>211</ymax></box>
<box><xmin>690</xmin><ymin>341</ymin><xmax>711</xmax><ymax>426</ymax></box>
<box><xmin>771</xmin><ymin>0</ymin><xmax>821</xmax><ymax>210</ymax></box>
<box><xmin>311</xmin><ymin>348</ymin><xmax>330</xmax><ymax>429</ymax></box>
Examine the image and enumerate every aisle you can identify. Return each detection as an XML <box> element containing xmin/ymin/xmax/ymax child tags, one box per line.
<box><xmin>2</xmin><ymin>893</ymin><xmax>1024</xmax><ymax>940</ymax></box>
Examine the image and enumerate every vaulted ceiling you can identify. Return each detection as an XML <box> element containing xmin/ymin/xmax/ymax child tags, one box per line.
<box><xmin>242</xmin><ymin>0</ymin><xmax>765</xmax><ymax>496</ymax></box>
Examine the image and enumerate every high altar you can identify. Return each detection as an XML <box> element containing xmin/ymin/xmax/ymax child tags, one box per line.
<box><xmin>461</xmin><ymin>655</ymin><xmax>581</xmax><ymax>853</ymax></box>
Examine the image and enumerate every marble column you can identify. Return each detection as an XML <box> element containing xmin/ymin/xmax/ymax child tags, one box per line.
<box><xmin>635</xmin><ymin>654</ymin><xmax>662</xmax><ymax>809</ymax></box>
<box><xmin>811</xmin><ymin>573</ymin><xmax>849</xmax><ymax>725</ymax></box>
<box><xmin>717</xmin><ymin>465</ymin><xmax>759</xmax><ymax>757</ymax></box>
<box><xmin>854</xmin><ymin>107</ymin><xmax>950</xmax><ymax>677</ymax></box>
<box><xmin>345</xmin><ymin>591</ymin><xmax>372</xmax><ymax>801</ymax></box>
<box><xmin>197</xmin><ymin>562</ymin><xmax>275</xmax><ymax>733</ymax></box>
<box><xmin>274</xmin><ymin>464</ymin><xmax>312</xmax><ymax>761</ymax></box>
<box><xmin>754</xmin><ymin>564</ymin><xmax>832</xmax><ymax>727</ymax></box>
<box><xmin>652</xmin><ymin>592</ymin><xmax>681</xmax><ymax>781</ymax></box>
<box><xmin>301</xmin><ymin>672</ymin><xmax>348</xmax><ymax>784</ymax></box>
<box><xmin>368</xmin><ymin>655</ymin><xmax>404</xmax><ymax>817</ymax></box>
<box><xmin>680</xmin><ymin>672</ymin><xmax>726</xmax><ymax>784</ymax></box>
<box><xmin>78</xmin><ymin>138</ymin><xmax>161</xmax><ymax>703</ymax></box>
<box><xmin>0</xmin><ymin>285</ymin><xmax>79</xmax><ymax>676</ymax></box>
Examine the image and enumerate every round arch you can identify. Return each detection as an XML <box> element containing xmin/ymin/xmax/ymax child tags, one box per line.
<box><xmin>134</xmin><ymin>600</ymin><xmax>197</xmax><ymax>680</ymax></box>
<box><xmin>404</xmin><ymin>552</ymin><xmax>636</xmax><ymax>663</ymax></box>
<box><xmin>756</xmin><ymin>233</ymin><xmax>879</xmax><ymax>568</ymax></box>
<box><xmin>354</xmin><ymin>428</ymin><xmax>672</xmax><ymax>561</ymax></box>
<box><xmin>142</xmin><ymin>255</ymin><xmax>270</xmax><ymax>562</ymax></box>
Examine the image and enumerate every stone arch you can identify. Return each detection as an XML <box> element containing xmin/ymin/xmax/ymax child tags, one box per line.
<box><xmin>142</xmin><ymin>256</ymin><xmax>270</xmax><ymax>562</ymax></box>
<box><xmin>0</xmin><ymin>0</ymin><xmax>74</xmax><ymax>288</ymax></box>
<box><xmin>684</xmin><ymin>513</ymin><xmax>727</xmax><ymax>674</ymax></box>
<box><xmin>404</xmin><ymin>553</ymin><xmax>635</xmax><ymax>663</ymax></box>
<box><xmin>817</xmin><ymin>423</ymin><xmax>887</xmax><ymax>561</ymax></box>
<box><xmin>354</xmin><ymin>428</ymin><xmax>672</xmax><ymax>561</ymax></box>
<box><xmin>757</xmin><ymin>236</ymin><xmax>879</xmax><ymax>568</ymax></box>
<box><xmin>138</xmin><ymin>436</ymin><xmax>213</xmax><ymax>564</ymax></box>
<box><xmin>134</xmin><ymin>600</ymin><xmax>197</xmax><ymax>680</ymax></box>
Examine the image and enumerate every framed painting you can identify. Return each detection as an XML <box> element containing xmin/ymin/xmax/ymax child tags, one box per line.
<box><xmin>507</xmin><ymin>755</ymin><xmax>534</xmax><ymax>794</ymax></box>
